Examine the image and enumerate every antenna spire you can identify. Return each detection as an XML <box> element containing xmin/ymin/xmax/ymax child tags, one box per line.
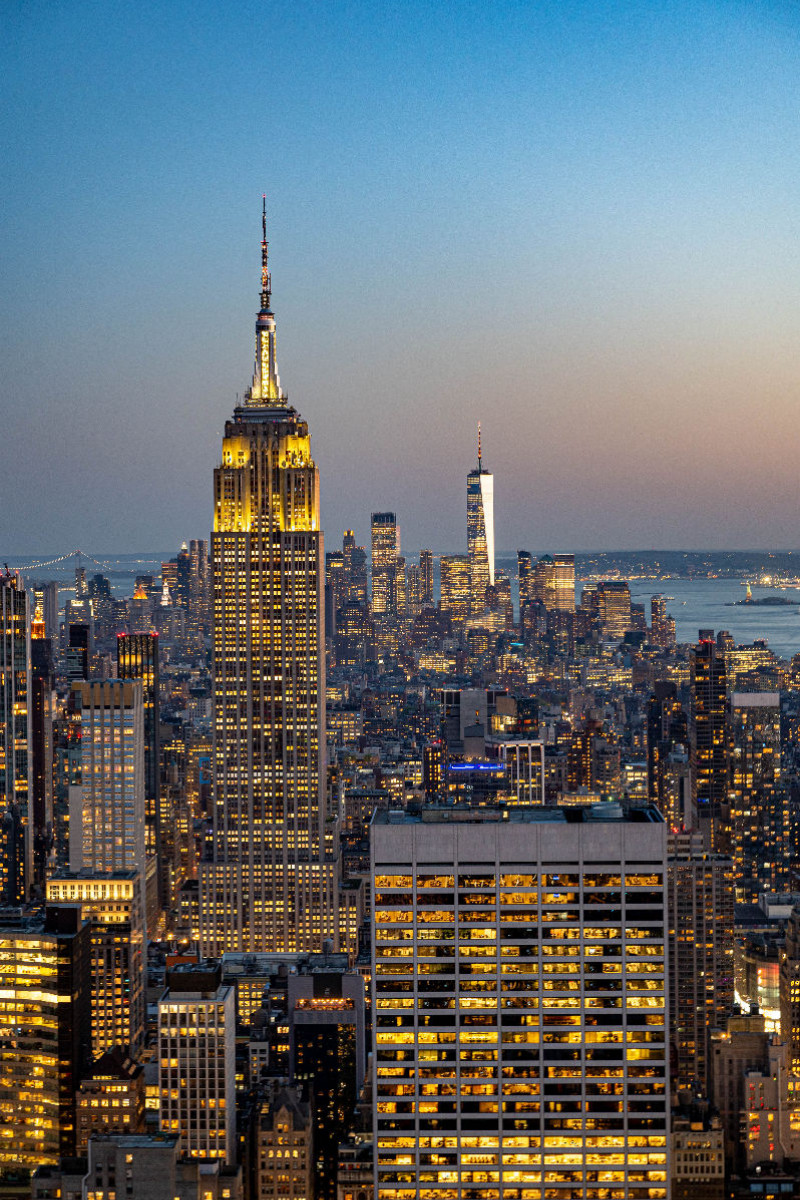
<box><xmin>478</xmin><ymin>422</ymin><xmax>482</xmax><ymax>471</ymax></box>
<box><xmin>260</xmin><ymin>194</ymin><xmax>271</xmax><ymax>312</ymax></box>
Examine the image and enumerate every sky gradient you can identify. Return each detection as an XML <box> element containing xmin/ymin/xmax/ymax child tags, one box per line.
<box><xmin>3</xmin><ymin>0</ymin><xmax>800</xmax><ymax>555</ymax></box>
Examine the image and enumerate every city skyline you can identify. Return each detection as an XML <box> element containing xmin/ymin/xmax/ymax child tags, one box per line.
<box><xmin>4</xmin><ymin>2</ymin><xmax>800</xmax><ymax>552</ymax></box>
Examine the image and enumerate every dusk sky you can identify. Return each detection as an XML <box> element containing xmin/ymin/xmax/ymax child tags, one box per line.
<box><xmin>3</xmin><ymin>0</ymin><xmax>800</xmax><ymax>556</ymax></box>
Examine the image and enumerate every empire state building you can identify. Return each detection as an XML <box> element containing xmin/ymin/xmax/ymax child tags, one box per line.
<box><xmin>199</xmin><ymin>202</ymin><xmax>337</xmax><ymax>953</ymax></box>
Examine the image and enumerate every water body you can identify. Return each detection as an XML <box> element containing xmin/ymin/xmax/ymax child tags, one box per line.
<box><xmin>625</xmin><ymin>579</ymin><xmax>800</xmax><ymax>660</ymax></box>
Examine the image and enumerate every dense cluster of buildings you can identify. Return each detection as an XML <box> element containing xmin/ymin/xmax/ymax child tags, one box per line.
<box><xmin>4</xmin><ymin>214</ymin><xmax>800</xmax><ymax>1198</ymax></box>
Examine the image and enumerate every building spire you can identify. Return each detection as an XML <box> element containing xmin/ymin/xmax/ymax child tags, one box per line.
<box><xmin>260</xmin><ymin>194</ymin><xmax>271</xmax><ymax>313</ymax></box>
<box><xmin>246</xmin><ymin>195</ymin><xmax>282</xmax><ymax>405</ymax></box>
<box><xmin>478</xmin><ymin>422</ymin><xmax>482</xmax><ymax>471</ymax></box>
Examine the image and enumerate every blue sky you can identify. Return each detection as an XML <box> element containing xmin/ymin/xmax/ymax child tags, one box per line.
<box><xmin>3</xmin><ymin>0</ymin><xmax>800</xmax><ymax>554</ymax></box>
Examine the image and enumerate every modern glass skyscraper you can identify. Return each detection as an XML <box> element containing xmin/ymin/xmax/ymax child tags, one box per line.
<box><xmin>371</xmin><ymin>512</ymin><xmax>399</xmax><ymax>618</ymax></box>
<box><xmin>467</xmin><ymin>425</ymin><xmax>494</xmax><ymax>614</ymax></box>
<box><xmin>199</xmin><ymin>203</ymin><xmax>337</xmax><ymax>954</ymax></box>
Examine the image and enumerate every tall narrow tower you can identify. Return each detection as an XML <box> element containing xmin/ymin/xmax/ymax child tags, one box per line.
<box><xmin>199</xmin><ymin>201</ymin><xmax>336</xmax><ymax>954</ymax></box>
<box><xmin>466</xmin><ymin>423</ymin><xmax>494</xmax><ymax>614</ymax></box>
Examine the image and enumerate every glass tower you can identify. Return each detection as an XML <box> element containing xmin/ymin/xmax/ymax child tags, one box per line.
<box><xmin>199</xmin><ymin>202</ymin><xmax>337</xmax><ymax>954</ymax></box>
<box><xmin>467</xmin><ymin>425</ymin><xmax>494</xmax><ymax>615</ymax></box>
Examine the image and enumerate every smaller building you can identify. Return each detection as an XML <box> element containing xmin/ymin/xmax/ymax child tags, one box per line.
<box><xmin>671</xmin><ymin>1118</ymin><xmax>725</xmax><ymax>1200</ymax></box>
<box><xmin>256</xmin><ymin>1088</ymin><xmax>312</xmax><ymax>1200</ymax></box>
<box><xmin>76</xmin><ymin>1048</ymin><xmax>145</xmax><ymax>1153</ymax></box>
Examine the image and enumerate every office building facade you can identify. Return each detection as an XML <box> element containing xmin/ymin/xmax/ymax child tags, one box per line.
<box><xmin>371</xmin><ymin>805</ymin><xmax>669</xmax><ymax>1200</ymax></box>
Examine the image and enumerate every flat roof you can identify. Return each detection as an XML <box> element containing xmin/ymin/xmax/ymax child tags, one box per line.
<box><xmin>374</xmin><ymin>803</ymin><xmax>663</xmax><ymax>826</ymax></box>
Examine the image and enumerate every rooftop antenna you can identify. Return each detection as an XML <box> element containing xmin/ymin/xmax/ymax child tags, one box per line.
<box><xmin>478</xmin><ymin>422</ymin><xmax>482</xmax><ymax>471</ymax></box>
<box><xmin>260</xmin><ymin>194</ymin><xmax>271</xmax><ymax>312</ymax></box>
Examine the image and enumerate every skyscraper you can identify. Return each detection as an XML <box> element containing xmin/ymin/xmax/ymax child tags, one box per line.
<box><xmin>371</xmin><ymin>512</ymin><xmax>399</xmax><ymax>618</ymax></box>
<box><xmin>466</xmin><ymin>424</ymin><xmax>494</xmax><ymax>613</ymax></box>
<box><xmin>691</xmin><ymin>631</ymin><xmax>729</xmax><ymax>850</ymax></box>
<box><xmin>552</xmin><ymin>552</ymin><xmax>576</xmax><ymax>613</ymax></box>
<box><xmin>68</xmin><ymin>680</ymin><xmax>146</xmax><ymax>879</ymax></box>
<box><xmin>117</xmin><ymin>633</ymin><xmax>162</xmax><ymax>903</ymax></box>
<box><xmin>729</xmin><ymin>692</ymin><xmax>787</xmax><ymax>900</ymax></box>
<box><xmin>372</xmin><ymin>805</ymin><xmax>670</xmax><ymax>1200</ymax></box>
<box><xmin>0</xmin><ymin>573</ymin><xmax>31</xmax><ymax>903</ymax></box>
<box><xmin>199</xmin><ymin>203</ymin><xmax>336</xmax><ymax>954</ymax></box>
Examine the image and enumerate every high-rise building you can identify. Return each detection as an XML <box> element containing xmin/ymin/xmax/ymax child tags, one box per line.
<box><xmin>419</xmin><ymin>549</ymin><xmax>433</xmax><ymax>607</ymax></box>
<box><xmin>0</xmin><ymin>904</ymin><xmax>91</xmax><ymax>1173</ymax></box>
<box><xmin>117</xmin><ymin>633</ymin><xmax>163</xmax><ymax>905</ymax></box>
<box><xmin>439</xmin><ymin>554</ymin><xmax>470</xmax><ymax>633</ymax></box>
<box><xmin>371</xmin><ymin>513</ymin><xmax>399</xmax><ymax>618</ymax></box>
<box><xmin>30</xmin><ymin>603</ymin><xmax>54</xmax><ymax>894</ymax></box>
<box><xmin>552</xmin><ymin>552</ymin><xmax>576</xmax><ymax>613</ymax></box>
<box><xmin>69</xmin><ymin>680</ymin><xmax>146</xmax><ymax>878</ymax></box>
<box><xmin>0</xmin><ymin>574</ymin><xmax>31</xmax><ymax>903</ymax></box>
<box><xmin>158</xmin><ymin>963</ymin><xmax>236</xmax><ymax>1164</ymax></box>
<box><xmin>667</xmin><ymin>831</ymin><xmax>734</xmax><ymax>1094</ymax></box>
<box><xmin>729</xmin><ymin>692</ymin><xmax>788</xmax><ymax>901</ymax></box>
<box><xmin>75</xmin><ymin>1047</ymin><xmax>146</xmax><ymax>1152</ymax></box>
<box><xmin>199</xmin><ymin>205</ymin><xmax>336</xmax><ymax>955</ymax></box>
<box><xmin>46</xmin><ymin>870</ymin><xmax>146</xmax><ymax>1057</ymax></box>
<box><xmin>594</xmin><ymin>580</ymin><xmax>632</xmax><ymax>640</ymax></box>
<box><xmin>289</xmin><ymin>969</ymin><xmax>366</xmax><ymax>1200</ymax></box>
<box><xmin>371</xmin><ymin>804</ymin><xmax>670</xmax><ymax>1200</ymax></box>
<box><xmin>691</xmin><ymin>632</ymin><xmax>729</xmax><ymax>850</ymax></box>
<box><xmin>466</xmin><ymin>424</ymin><xmax>494</xmax><ymax>613</ymax></box>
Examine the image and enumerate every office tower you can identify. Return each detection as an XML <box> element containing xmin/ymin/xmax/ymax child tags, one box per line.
<box><xmin>394</xmin><ymin>554</ymin><xmax>408</xmax><ymax>617</ymax></box>
<box><xmin>423</xmin><ymin>740</ymin><xmax>446</xmax><ymax>803</ymax></box>
<box><xmin>667</xmin><ymin>831</ymin><xmax>734</xmax><ymax>1094</ymax></box>
<box><xmin>439</xmin><ymin>554</ymin><xmax>470</xmax><ymax>633</ymax></box>
<box><xmin>406</xmin><ymin>563</ymin><xmax>422</xmax><ymax>615</ymax></box>
<box><xmin>30</xmin><ymin>603</ymin><xmax>54</xmax><ymax>893</ymax></box>
<box><xmin>75</xmin><ymin>1048</ymin><xmax>146</xmax><ymax>1152</ymax></box>
<box><xmin>467</xmin><ymin>424</ymin><xmax>494</xmax><ymax>613</ymax></box>
<box><xmin>199</xmin><ymin>206</ymin><xmax>335</xmax><ymax>955</ymax></box>
<box><xmin>0</xmin><ymin>904</ymin><xmax>91</xmax><ymax>1172</ymax></box>
<box><xmin>371</xmin><ymin>512</ymin><xmax>400</xmax><ymax>617</ymax></box>
<box><xmin>650</xmin><ymin>595</ymin><xmax>675</xmax><ymax>649</ymax></box>
<box><xmin>691</xmin><ymin>632</ymin><xmax>729</xmax><ymax>850</ymax></box>
<box><xmin>158</xmin><ymin>963</ymin><xmax>236</xmax><ymax>1163</ymax></box>
<box><xmin>66</xmin><ymin>620</ymin><xmax>92</xmax><ymax>681</ymax></box>
<box><xmin>646</xmin><ymin>682</ymin><xmax>688</xmax><ymax>823</ymax></box>
<box><xmin>69</xmin><ymin>680</ymin><xmax>145</xmax><ymax>878</ymax></box>
<box><xmin>594</xmin><ymin>580</ymin><xmax>632</xmax><ymax>640</ymax></box>
<box><xmin>290</xmin><ymin>969</ymin><xmax>366</xmax><ymax>1200</ymax></box>
<box><xmin>729</xmin><ymin>692</ymin><xmax>788</xmax><ymax>901</ymax></box>
<box><xmin>780</xmin><ymin>907</ymin><xmax>800</xmax><ymax>1073</ymax></box>
<box><xmin>419</xmin><ymin>548</ymin><xmax>434</xmax><ymax>606</ymax></box>
<box><xmin>709</xmin><ymin>1009</ymin><xmax>770</xmax><ymax>1165</ymax></box>
<box><xmin>372</xmin><ymin>804</ymin><xmax>670</xmax><ymax>1200</ymax></box>
<box><xmin>46</xmin><ymin>870</ymin><xmax>146</xmax><ymax>1057</ymax></box>
<box><xmin>117</xmin><ymin>633</ymin><xmax>163</xmax><ymax>904</ymax></box>
<box><xmin>0</xmin><ymin>573</ymin><xmax>31</xmax><ymax>903</ymax></box>
<box><xmin>517</xmin><ymin>549</ymin><xmax>533</xmax><ymax>609</ymax></box>
<box><xmin>552</xmin><ymin>552</ymin><xmax>576</xmax><ymax>613</ymax></box>
<box><xmin>31</xmin><ymin>580</ymin><xmax>59</xmax><ymax>642</ymax></box>
<box><xmin>532</xmin><ymin>554</ymin><xmax>556</xmax><ymax>609</ymax></box>
<box><xmin>257</xmin><ymin>1088</ymin><xmax>313</xmax><ymax>1200</ymax></box>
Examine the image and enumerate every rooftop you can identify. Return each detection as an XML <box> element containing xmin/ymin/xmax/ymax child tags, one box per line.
<box><xmin>374</xmin><ymin>803</ymin><xmax>663</xmax><ymax>827</ymax></box>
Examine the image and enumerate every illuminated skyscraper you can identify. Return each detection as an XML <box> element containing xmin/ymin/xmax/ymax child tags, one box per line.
<box><xmin>372</xmin><ymin>805</ymin><xmax>670</xmax><ymax>1200</ymax></box>
<box><xmin>729</xmin><ymin>692</ymin><xmax>788</xmax><ymax>900</ymax></box>
<box><xmin>552</xmin><ymin>552</ymin><xmax>576</xmax><ymax>613</ymax></box>
<box><xmin>439</xmin><ymin>554</ymin><xmax>470</xmax><ymax>634</ymax></box>
<box><xmin>419</xmin><ymin>549</ymin><xmax>433</xmax><ymax>607</ymax></box>
<box><xmin>0</xmin><ymin>574</ymin><xmax>31</xmax><ymax>903</ymax></box>
<box><xmin>371</xmin><ymin>512</ymin><xmax>399</xmax><ymax>618</ymax></box>
<box><xmin>691</xmin><ymin>631</ymin><xmax>729</xmax><ymax>849</ymax></box>
<box><xmin>466</xmin><ymin>424</ymin><xmax>494</xmax><ymax>613</ymax></box>
<box><xmin>117</xmin><ymin>633</ymin><xmax>162</xmax><ymax>902</ymax></box>
<box><xmin>199</xmin><ymin>203</ymin><xmax>336</xmax><ymax>954</ymax></box>
<box><xmin>68</xmin><ymin>680</ymin><xmax>146</xmax><ymax>879</ymax></box>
